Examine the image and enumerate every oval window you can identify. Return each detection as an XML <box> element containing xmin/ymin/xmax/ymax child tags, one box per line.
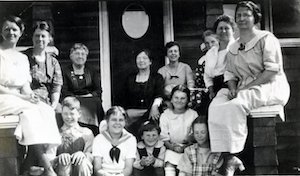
<box><xmin>122</xmin><ymin>4</ymin><xmax>149</xmax><ymax>39</ymax></box>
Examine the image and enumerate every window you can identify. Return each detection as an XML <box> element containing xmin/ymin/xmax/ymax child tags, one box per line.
<box><xmin>271</xmin><ymin>0</ymin><xmax>300</xmax><ymax>47</ymax></box>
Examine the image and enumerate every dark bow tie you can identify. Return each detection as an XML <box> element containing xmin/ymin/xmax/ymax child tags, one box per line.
<box><xmin>170</xmin><ymin>75</ymin><xmax>179</xmax><ymax>79</ymax></box>
<box><xmin>109</xmin><ymin>145</ymin><xmax>120</xmax><ymax>163</ymax></box>
<box><xmin>238</xmin><ymin>43</ymin><xmax>245</xmax><ymax>50</ymax></box>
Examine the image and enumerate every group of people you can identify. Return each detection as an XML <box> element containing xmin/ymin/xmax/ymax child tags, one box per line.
<box><xmin>0</xmin><ymin>1</ymin><xmax>291</xmax><ymax>176</ymax></box>
<box><xmin>0</xmin><ymin>14</ymin><xmax>103</xmax><ymax>176</ymax></box>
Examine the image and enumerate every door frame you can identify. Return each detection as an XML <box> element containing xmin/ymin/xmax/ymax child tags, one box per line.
<box><xmin>99</xmin><ymin>0</ymin><xmax>174</xmax><ymax>111</ymax></box>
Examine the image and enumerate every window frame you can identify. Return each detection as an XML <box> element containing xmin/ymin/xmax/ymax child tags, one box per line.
<box><xmin>267</xmin><ymin>0</ymin><xmax>300</xmax><ymax>47</ymax></box>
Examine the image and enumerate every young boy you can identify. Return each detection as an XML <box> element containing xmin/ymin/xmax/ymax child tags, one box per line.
<box><xmin>177</xmin><ymin>116</ymin><xmax>244</xmax><ymax>176</ymax></box>
<box><xmin>54</xmin><ymin>96</ymin><xmax>94</xmax><ymax>176</ymax></box>
<box><xmin>133</xmin><ymin>121</ymin><xmax>166</xmax><ymax>176</ymax></box>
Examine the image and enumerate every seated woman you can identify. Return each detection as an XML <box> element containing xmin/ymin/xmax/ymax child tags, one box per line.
<box><xmin>122</xmin><ymin>49</ymin><xmax>164</xmax><ymax>137</ymax></box>
<box><xmin>208</xmin><ymin>0</ymin><xmax>290</xmax><ymax>160</ymax></box>
<box><xmin>62</xmin><ymin>43</ymin><xmax>104</xmax><ymax>135</ymax></box>
<box><xmin>158</xmin><ymin>41</ymin><xmax>194</xmax><ymax>98</ymax></box>
<box><xmin>23</xmin><ymin>21</ymin><xmax>63</xmax><ymax>110</ymax></box>
<box><xmin>192</xmin><ymin>30</ymin><xmax>219</xmax><ymax>114</ymax></box>
<box><xmin>203</xmin><ymin>15</ymin><xmax>236</xmax><ymax>100</ymax></box>
<box><xmin>0</xmin><ymin>15</ymin><xmax>60</xmax><ymax>176</ymax></box>
<box><xmin>93</xmin><ymin>106</ymin><xmax>137</xmax><ymax>176</ymax></box>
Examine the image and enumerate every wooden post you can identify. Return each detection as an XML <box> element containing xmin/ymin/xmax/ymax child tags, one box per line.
<box><xmin>246</xmin><ymin>105</ymin><xmax>284</xmax><ymax>174</ymax></box>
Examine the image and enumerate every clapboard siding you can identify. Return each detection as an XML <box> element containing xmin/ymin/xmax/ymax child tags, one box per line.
<box><xmin>276</xmin><ymin>47</ymin><xmax>300</xmax><ymax>174</ymax></box>
<box><xmin>173</xmin><ymin>0</ymin><xmax>206</xmax><ymax>70</ymax></box>
<box><xmin>52</xmin><ymin>2</ymin><xmax>99</xmax><ymax>61</ymax></box>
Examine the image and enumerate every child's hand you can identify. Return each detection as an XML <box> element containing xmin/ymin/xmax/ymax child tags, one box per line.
<box><xmin>146</xmin><ymin>154</ymin><xmax>156</xmax><ymax>165</ymax></box>
<box><xmin>140</xmin><ymin>156</ymin><xmax>148</xmax><ymax>166</ymax></box>
<box><xmin>58</xmin><ymin>153</ymin><xmax>72</xmax><ymax>166</ymax></box>
<box><xmin>173</xmin><ymin>144</ymin><xmax>184</xmax><ymax>153</ymax></box>
<box><xmin>80</xmin><ymin>159</ymin><xmax>93</xmax><ymax>175</ymax></box>
<box><xmin>71</xmin><ymin>151</ymin><xmax>86</xmax><ymax>165</ymax></box>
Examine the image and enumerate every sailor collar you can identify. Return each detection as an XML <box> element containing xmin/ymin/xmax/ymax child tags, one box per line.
<box><xmin>229</xmin><ymin>30</ymin><xmax>271</xmax><ymax>54</ymax></box>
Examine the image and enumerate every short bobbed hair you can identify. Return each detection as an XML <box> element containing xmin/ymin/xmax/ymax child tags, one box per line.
<box><xmin>138</xmin><ymin>121</ymin><xmax>161</xmax><ymax>137</ymax></box>
<box><xmin>235</xmin><ymin>1</ymin><xmax>262</xmax><ymax>24</ymax></box>
<box><xmin>105</xmin><ymin>106</ymin><xmax>129</xmax><ymax>122</ymax></box>
<box><xmin>170</xmin><ymin>84</ymin><xmax>191</xmax><ymax>106</ymax></box>
<box><xmin>165</xmin><ymin>41</ymin><xmax>181</xmax><ymax>56</ymax></box>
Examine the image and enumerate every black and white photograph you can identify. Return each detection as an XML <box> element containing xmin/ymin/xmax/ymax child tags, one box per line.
<box><xmin>0</xmin><ymin>0</ymin><xmax>298</xmax><ymax>176</ymax></box>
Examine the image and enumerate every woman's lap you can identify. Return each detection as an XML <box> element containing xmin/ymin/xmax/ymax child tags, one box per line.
<box><xmin>0</xmin><ymin>94</ymin><xmax>61</xmax><ymax>145</ymax></box>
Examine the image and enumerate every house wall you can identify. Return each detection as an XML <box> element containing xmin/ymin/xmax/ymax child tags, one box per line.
<box><xmin>173</xmin><ymin>0</ymin><xmax>206</xmax><ymax>69</ymax></box>
<box><xmin>277</xmin><ymin>47</ymin><xmax>300</xmax><ymax>174</ymax></box>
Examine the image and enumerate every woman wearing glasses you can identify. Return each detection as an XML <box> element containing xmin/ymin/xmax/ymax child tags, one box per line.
<box><xmin>62</xmin><ymin>43</ymin><xmax>104</xmax><ymax>136</ymax></box>
<box><xmin>208</xmin><ymin>2</ymin><xmax>290</xmax><ymax>172</ymax></box>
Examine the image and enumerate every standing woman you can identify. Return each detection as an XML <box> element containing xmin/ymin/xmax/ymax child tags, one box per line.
<box><xmin>158</xmin><ymin>41</ymin><xmax>194</xmax><ymax>98</ymax></box>
<box><xmin>203</xmin><ymin>15</ymin><xmax>236</xmax><ymax>100</ymax></box>
<box><xmin>62</xmin><ymin>43</ymin><xmax>104</xmax><ymax>135</ymax></box>
<box><xmin>23</xmin><ymin>21</ymin><xmax>63</xmax><ymax>110</ymax></box>
<box><xmin>123</xmin><ymin>49</ymin><xmax>164</xmax><ymax>136</ymax></box>
<box><xmin>0</xmin><ymin>16</ymin><xmax>60</xmax><ymax>176</ymax></box>
<box><xmin>208</xmin><ymin>0</ymin><xmax>290</xmax><ymax>162</ymax></box>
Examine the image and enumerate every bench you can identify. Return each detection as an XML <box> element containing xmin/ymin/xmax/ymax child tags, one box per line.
<box><xmin>0</xmin><ymin>115</ymin><xmax>20</xmax><ymax>176</ymax></box>
<box><xmin>244</xmin><ymin>105</ymin><xmax>284</xmax><ymax>175</ymax></box>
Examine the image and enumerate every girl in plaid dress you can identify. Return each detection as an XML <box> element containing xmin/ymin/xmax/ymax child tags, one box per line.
<box><xmin>177</xmin><ymin>116</ymin><xmax>224</xmax><ymax>176</ymax></box>
<box><xmin>177</xmin><ymin>117</ymin><xmax>245</xmax><ymax>176</ymax></box>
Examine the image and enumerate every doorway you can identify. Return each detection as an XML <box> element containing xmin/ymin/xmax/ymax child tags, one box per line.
<box><xmin>108</xmin><ymin>0</ymin><xmax>165</xmax><ymax>105</ymax></box>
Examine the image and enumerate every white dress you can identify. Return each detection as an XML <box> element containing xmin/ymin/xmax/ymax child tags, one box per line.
<box><xmin>203</xmin><ymin>46</ymin><xmax>228</xmax><ymax>88</ymax></box>
<box><xmin>208</xmin><ymin>30</ymin><xmax>290</xmax><ymax>153</ymax></box>
<box><xmin>159</xmin><ymin>108</ymin><xmax>198</xmax><ymax>165</ymax></box>
<box><xmin>0</xmin><ymin>49</ymin><xmax>61</xmax><ymax>145</ymax></box>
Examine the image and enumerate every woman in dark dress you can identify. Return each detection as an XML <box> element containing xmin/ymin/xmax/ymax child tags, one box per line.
<box><xmin>123</xmin><ymin>49</ymin><xmax>164</xmax><ymax>137</ymax></box>
<box><xmin>62</xmin><ymin>43</ymin><xmax>104</xmax><ymax>135</ymax></box>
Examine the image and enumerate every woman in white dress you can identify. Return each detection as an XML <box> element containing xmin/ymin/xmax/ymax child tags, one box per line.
<box><xmin>0</xmin><ymin>16</ymin><xmax>60</xmax><ymax>176</ymax></box>
<box><xmin>208</xmin><ymin>0</ymin><xmax>290</xmax><ymax>155</ymax></box>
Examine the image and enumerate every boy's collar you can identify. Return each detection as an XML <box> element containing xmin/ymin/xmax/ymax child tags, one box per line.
<box><xmin>61</xmin><ymin>123</ymin><xmax>81</xmax><ymax>131</ymax></box>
